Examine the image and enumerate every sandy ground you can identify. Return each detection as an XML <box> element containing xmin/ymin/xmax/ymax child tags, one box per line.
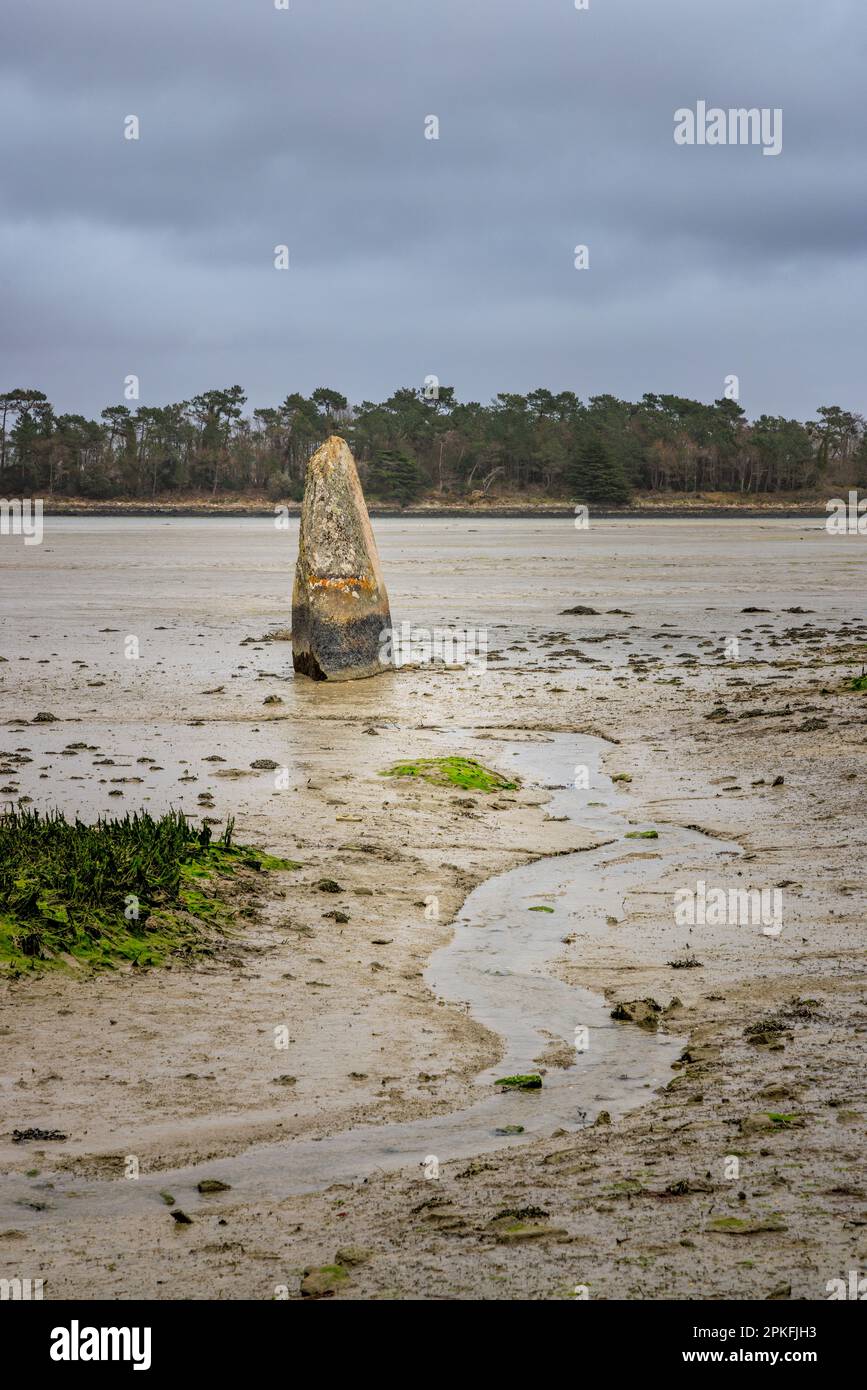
<box><xmin>0</xmin><ymin>516</ymin><xmax>865</xmax><ymax>1299</ymax></box>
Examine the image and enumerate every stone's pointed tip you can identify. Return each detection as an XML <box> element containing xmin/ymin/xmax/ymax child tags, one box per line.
<box><xmin>310</xmin><ymin>434</ymin><xmax>354</xmax><ymax>473</ymax></box>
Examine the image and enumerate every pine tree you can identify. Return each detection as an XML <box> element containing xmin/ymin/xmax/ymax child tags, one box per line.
<box><xmin>568</xmin><ymin>435</ymin><xmax>631</xmax><ymax>505</ymax></box>
<box><xmin>366</xmin><ymin>449</ymin><xmax>425</xmax><ymax>505</ymax></box>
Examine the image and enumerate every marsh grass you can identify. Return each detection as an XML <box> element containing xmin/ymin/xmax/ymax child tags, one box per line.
<box><xmin>0</xmin><ymin>807</ymin><xmax>299</xmax><ymax>975</ymax></box>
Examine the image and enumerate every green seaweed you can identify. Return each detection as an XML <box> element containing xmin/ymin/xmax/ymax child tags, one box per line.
<box><xmin>708</xmin><ymin>1214</ymin><xmax>787</xmax><ymax>1234</ymax></box>
<box><xmin>0</xmin><ymin>807</ymin><xmax>300</xmax><ymax>975</ymax></box>
<box><xmin>379</xmin><ymin>757</ymin><xmax>519</xmax><ymax>793</ymax></box>
<box><xmin>494</xmin><ymin>1073</ymin><xmax>542</xmax><ymax>1090</ymax></box>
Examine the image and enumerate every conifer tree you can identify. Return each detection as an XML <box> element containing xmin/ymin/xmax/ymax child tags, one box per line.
<box><xmin>568</xmin><ymin>434</ymin><xmax>631</xmax><ymax>505</ymax></box>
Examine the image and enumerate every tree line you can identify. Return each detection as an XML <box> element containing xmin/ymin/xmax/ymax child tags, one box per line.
<box><xmin>1</xmin><ymin>385</ymin><xmax>865</xmax><ymax>505</ymax></box>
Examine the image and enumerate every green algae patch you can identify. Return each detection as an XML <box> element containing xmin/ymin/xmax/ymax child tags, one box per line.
<box><xmin>0</xmin><ymin>807</ymin><xmax>300</xmax><ymax>976</ymax></box>
<box><xmin>300</xmin><ymin>1264</ymin><xmax>349</xmax><ymax>1298</ymax></box>
<box><xmin>380</xmin><ymin>756</ymin><xmax>519</xmax><ymax>793</ymax></box>
<box><xmin>848</xmin><ymin>672</ymin><xmax>867</xmax><ymax>691</ymax></box>
<box><xmin>252</xmin><ymin>851</ymin><xmax>301</xmax><ymax>872</ymax></box>
<box><xmin>708</xmin><ymin>1214</ymin><xmax>788</xmax><ymax>1235</ymax></box>
<box><xmin>491</xmin><ymin>1219</ymin><xmax>568</xmax><ymax>1243</ymax></box>
<box><xmin>495</xmin><ymin>1073</ymin><xmax>542</xmax><ymax>1090</ymax></box>
<box><xmin>625</xmin><ymin>829</ymin><xmax>659</xmax><ymax>839</ymax></box>
<box><xmin>528</xmin><ymin>905</ymin><xmax>554</xmax><ymax>913</ymax></box>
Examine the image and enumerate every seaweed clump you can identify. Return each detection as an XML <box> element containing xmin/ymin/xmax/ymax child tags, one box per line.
<box><xmin>0</xmin><ymin>807</ymin><xmax>299</xmax><ymax>974</ymax></box>
<box><xmin>380</xmin><ymin>756</ymin><xmax>519</xmax><ymax>793</ymax></box>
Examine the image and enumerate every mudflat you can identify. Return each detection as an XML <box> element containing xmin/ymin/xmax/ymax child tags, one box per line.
<box><xmin>1</xmin><ymin>516</ymin><xmax>865</xmax><ymax>1299</ymax></box>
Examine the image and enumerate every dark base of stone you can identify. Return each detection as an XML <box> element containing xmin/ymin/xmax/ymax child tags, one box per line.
<box><xmin>291</xmin><ymin>608</ymin><xmax>391</xmax><ymax>682</ymax></box>
<box><xmin>293</xmin><ymin>649</ymin><xmax>328</xmax><ymax>681</ymax></box>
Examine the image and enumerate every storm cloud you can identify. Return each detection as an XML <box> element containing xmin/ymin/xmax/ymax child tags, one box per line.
<box><xmin>2</xmin><ymin>0</ymin><xmax>865</xmax><ymax>418</ymax></box>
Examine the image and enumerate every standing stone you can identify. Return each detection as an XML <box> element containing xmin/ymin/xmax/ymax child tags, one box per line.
<box><xmin>292</xmin><ymin>436</ymin><xmax>391</xmax><ymax>681</ymax></box>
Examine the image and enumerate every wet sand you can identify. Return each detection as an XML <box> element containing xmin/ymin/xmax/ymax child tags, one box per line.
<box><xmin>1</xmin><ymin>516</ymin><xmax>865</xmax><ymax>1299</ymax></box>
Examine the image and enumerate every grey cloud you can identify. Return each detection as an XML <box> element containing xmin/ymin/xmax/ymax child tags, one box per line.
<box><xmin>2</xmin><ymin>0</ymin><xmax>865</xmax><ymax>418</ymax></box>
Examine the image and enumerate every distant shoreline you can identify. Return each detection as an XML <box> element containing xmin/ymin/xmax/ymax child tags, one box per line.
<box><xmin>37</xmin><ymin>501</ymin><xmax>831</xmax><ymax>521</ymax></box>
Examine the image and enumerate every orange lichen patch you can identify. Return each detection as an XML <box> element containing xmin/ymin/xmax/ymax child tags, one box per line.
<box><xmin>307</xmin><ymin>575</ymin><xmax>376</xmax><ymax>594</ymax></box>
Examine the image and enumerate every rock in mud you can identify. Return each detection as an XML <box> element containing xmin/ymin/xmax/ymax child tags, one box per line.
<box><xmin>292</xmin><ymin>436</ymin><xmax>391</xmax><ymax>681</ymax></box>
<box><xmin>334</xmin><ymin>1245</ymin><xmax>372</xmax><ymax>1267</ymax></box>
<box><xmin>12</xmin><ymin>1128</ymin><xmax>67</xmax><ymax>1143</ymax></box>
<box><xmin>300</xmin><ymin>1264</ymin><xmax>349</xmax><ymax>1298</ymax></box>
<box><xmin>610</xmin><ymin>998</ymin><xmax>663</xmax><ymax>1030</ymax></box>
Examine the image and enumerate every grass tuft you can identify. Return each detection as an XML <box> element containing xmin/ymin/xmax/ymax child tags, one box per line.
<box><xmin>0</xmin><ymin>807</ymin><xmax>299</xmax><ymax>975</ymax></box>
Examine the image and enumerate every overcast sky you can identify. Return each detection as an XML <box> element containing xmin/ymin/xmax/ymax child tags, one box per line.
<box><xmin>2</xmin><ymin>0</ymin><xmax>865</xmax><ymax>420</ymax></box>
